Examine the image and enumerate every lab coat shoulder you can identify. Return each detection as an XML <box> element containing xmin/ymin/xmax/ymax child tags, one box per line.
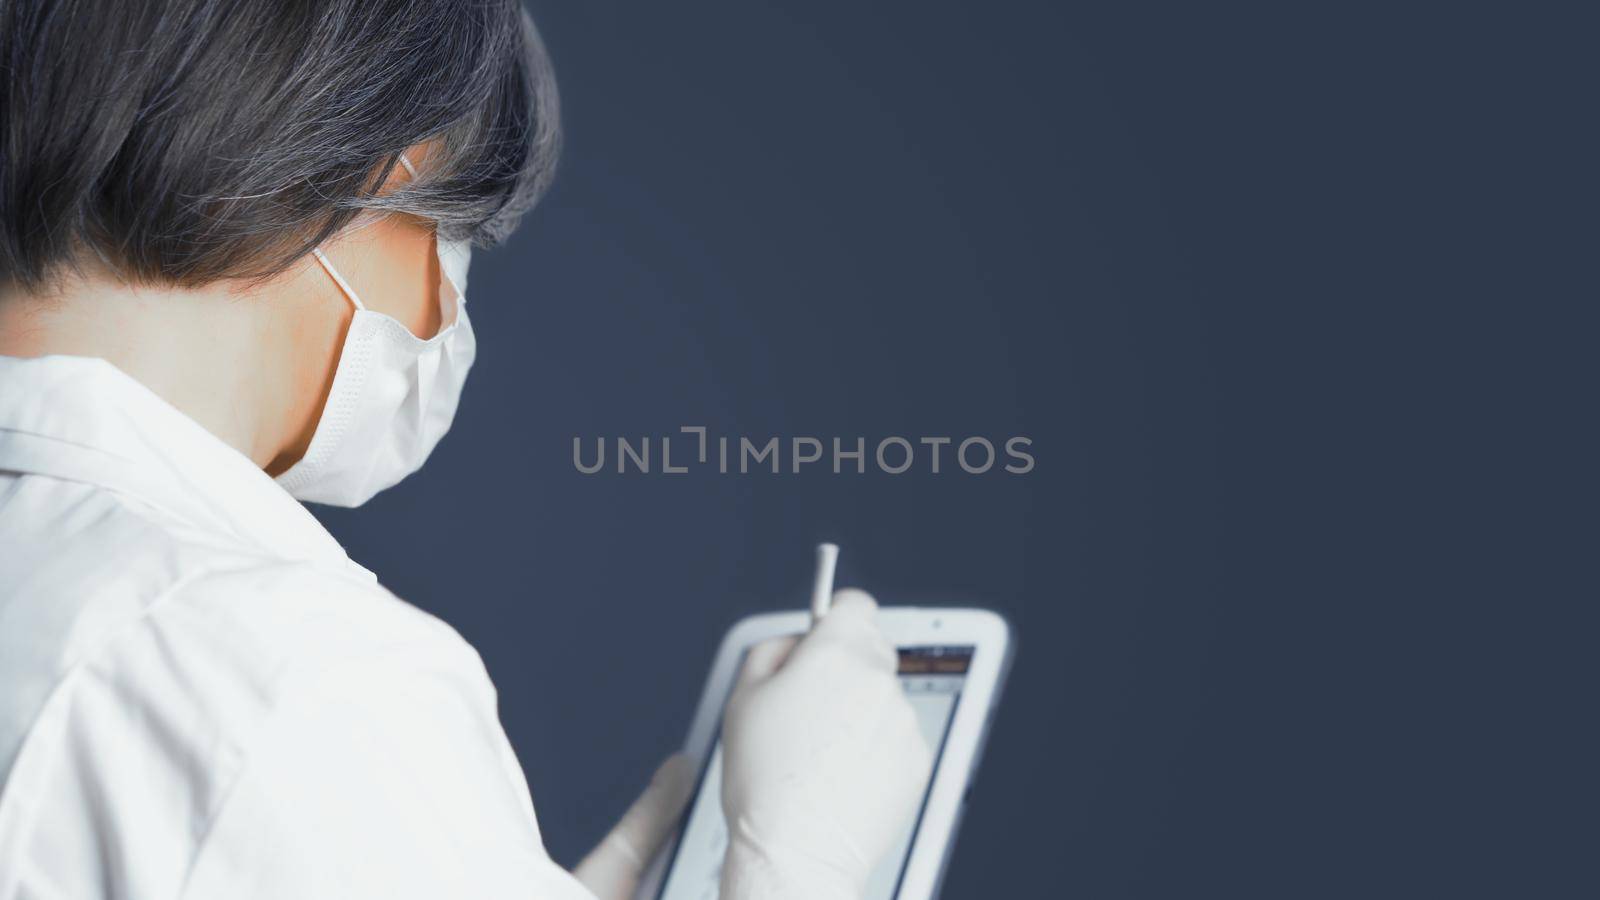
<box><xmin>0</xmin><ymin>475</ymin><xmax>578</xmax><ymax>899</ymax></box>
<box><xmin>163</xmin><ymin>553</ymin><xmax>496</xmax><ymax>711</ymax></box>
<box><xmin>0</xmin><ymin>468</ymin><xmax>475</xmax><ymax>701</ymax></box>
<box><xmin>0</xmin><ymin>468</ymin><xmax>493</xmax><ymax>753</ymax></box>
<box><xmin>171</xmin><ymin>565</ymin><xmax>594</xmax><ymax>900</ymax></box>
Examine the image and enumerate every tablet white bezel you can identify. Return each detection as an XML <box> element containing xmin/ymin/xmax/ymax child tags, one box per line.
<box><xmin>636</xmin><ymin>606</ymin><xmax>1012</xmax><ymax>900</ymax></box>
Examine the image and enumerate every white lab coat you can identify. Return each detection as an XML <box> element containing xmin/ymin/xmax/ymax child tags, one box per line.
<box><xmin>0</xmin><ymin>355</ymin><xmax>595</xmax><ymax>899</ymax></box>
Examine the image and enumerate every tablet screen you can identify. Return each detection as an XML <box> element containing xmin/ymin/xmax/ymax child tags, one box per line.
<box><xmin>657</xmin><ymin>645</ymin><xmax>975</xmax><ymax>900</ymax></box>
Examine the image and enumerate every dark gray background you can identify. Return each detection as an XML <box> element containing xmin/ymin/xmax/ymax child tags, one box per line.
<box><xmin>316</xmin><ymin>2</ymin><xmax>1587</xmax><ymax>896</ymax></box>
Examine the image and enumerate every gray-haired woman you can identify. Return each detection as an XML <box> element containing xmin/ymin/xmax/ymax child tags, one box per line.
<box><xmin>0</xmin><ymin>2</ymin><xmax>928</xmax><ymax>898</ymax></box>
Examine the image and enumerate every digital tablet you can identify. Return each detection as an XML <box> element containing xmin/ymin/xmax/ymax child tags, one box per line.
<box><xmin>637</xmin><ymin>607</ymin><xmax>1013</xmax><ymax>900</ymax></box>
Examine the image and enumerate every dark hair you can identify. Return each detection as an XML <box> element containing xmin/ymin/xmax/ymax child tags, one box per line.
<box><xmin>0</xmin><ymin>0</ymin><xmax>559</xmax><ymax>289</ymax></box>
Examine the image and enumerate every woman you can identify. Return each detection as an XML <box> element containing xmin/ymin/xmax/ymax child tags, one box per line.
<box><xmin>0</xmin><ymin>2</ymin><xmax>929</xmax><ymax>898</ymax></box>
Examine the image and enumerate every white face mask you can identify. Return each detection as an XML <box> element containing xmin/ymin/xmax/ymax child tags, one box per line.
<box><xmin>273</xmin><ymin>235</ymin><xmax>477</xmax><ymax>507</ymax></box>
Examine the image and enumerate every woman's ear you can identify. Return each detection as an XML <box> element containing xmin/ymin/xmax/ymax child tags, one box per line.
<box><xmin>389</xmin><ymin>139</ymin><xmax>448</xmax><ymax>190</ymax></box>
<box><xmin>374</xmin><ymin>139</ymin><xmax>439</xmax><ymax>195</ymax></box>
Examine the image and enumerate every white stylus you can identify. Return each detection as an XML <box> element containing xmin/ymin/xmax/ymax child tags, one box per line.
<box><xmin>810</xmin><ymin>542</ymin><xmax>840</xmax><ymax>625</ymax></box>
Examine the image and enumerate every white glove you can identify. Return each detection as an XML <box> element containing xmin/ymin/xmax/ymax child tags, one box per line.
<box><xmin>718</xmin><ymin>590</ymin><xmax>933</xmax><ymax>900</ymax></box>
<box><xmin>574</xmin><ymin>754</ymin><xmax>695</xmax><ymax>900</ymax></box>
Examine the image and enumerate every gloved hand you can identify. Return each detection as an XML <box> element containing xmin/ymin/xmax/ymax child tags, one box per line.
<box><xmin>573</xmin><ymin>754</ymin><xmax>695</xmax><ymax>900</ymax></box>
<box><xmin>718</xmin><ymin>590</ymin><xmax>933</xmax><ymax>900</ymax></box>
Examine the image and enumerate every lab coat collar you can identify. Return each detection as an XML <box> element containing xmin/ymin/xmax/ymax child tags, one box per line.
<box><xmin>0</xmin><ymin>354</ymin><xmax>371</xmax><ymax>577</ymax></box>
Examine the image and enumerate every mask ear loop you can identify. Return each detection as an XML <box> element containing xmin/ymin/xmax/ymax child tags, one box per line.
<box><xmin>396</xmin><ymin>151</ymin><xmax>466</xmax><ymax>321</ymax></box>
<box><xmin>309</xmin><ymin>152</ymin><xmax>415</xmax><ymax>311</ymax></box>
<box><xmin>310</xmin><ymin>248</ymin><xmax>367</xmax><ymax>312</ymax></box>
